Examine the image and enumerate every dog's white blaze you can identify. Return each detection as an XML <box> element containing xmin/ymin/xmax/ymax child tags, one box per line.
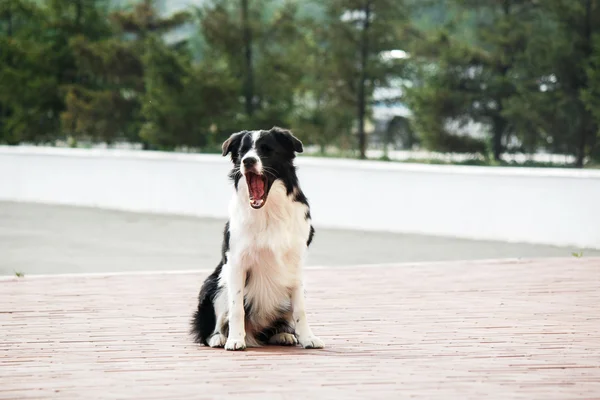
<box><xmin>240</xmin><ymin>130</ymin><xmax>263</xmax><ymax>175</ymax></box>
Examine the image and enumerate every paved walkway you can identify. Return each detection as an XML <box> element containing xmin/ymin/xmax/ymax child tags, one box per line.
<box><xmin>2</xmin><ymin>202</ymin><xmax>598</xmax><ymax>276</ymax></box>
<box><xmin>1</xmin><ymin>258</ymin><xmax>599</xmax><ymax>399</ymax></box>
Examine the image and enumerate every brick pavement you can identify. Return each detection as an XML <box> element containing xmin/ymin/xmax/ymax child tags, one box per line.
<box><xmin>1</xmin><ymin>258</ymin><xmax>599</xmax><ymax>399</ymax></box>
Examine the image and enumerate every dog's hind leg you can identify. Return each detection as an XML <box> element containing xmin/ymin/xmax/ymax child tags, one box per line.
<box><xmin>191</xmin><ymin>263</ymin><xmax>230</xmax><ymax>347</ymax></box>
<box><xmin>260</xmin><ymin>313</ymin><xmax>298</xmax><ymax>347</ymax></box>
<box><xmin>191</xmin><ymin>297</ymin><xmax>215</xmax><ymax>346</ymax></box>
<box><xmin>268</xmin><ymin>332</ymin><xmax>298</xmax><ymax>346</ymax></box>
<box><xmin>206</xmin><ymin>288</ymin><xmax>229</xmax><ymax>348</ymax></box>
<box><xmin>191</xmin><ymin>267</ymin><xmax>220</xmax><ymax>346</ymax></box>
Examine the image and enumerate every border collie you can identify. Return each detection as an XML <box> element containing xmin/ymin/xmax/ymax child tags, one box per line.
<box><xmin>191</xmin><ymin>127</ymin><xmax>323</xmax><ymax>351</ymax></box>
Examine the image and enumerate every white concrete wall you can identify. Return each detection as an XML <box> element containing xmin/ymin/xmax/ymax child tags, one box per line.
<box><xmin>2</xmin><ymin>145</ymin><xmax>599</xmax><ymax>249</ymax></box>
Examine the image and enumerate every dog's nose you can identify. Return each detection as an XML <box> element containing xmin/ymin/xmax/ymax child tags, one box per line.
<box><xmin>243</xmin><ymin>157</ymin><xmax>257</xmax><ymax>168</ymax></box>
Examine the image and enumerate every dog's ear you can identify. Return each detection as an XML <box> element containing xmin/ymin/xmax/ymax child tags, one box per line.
<box><xmin>270</xmin><ymin>126</ymin><xmax>303</xmax><ymax>153</ymax></box>
<box><xmin>221</xmin><ymin>131</ymin><xmax>245</xmax><ymax>157</ymax></box>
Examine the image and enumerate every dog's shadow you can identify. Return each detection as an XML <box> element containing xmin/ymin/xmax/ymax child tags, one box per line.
<box><xmin>249</xmin><ymin>345</ymin><xmax>325</xmax><ymax>355</ymax></box>
<box><xmin>201</xmin><ymin>345</ymin><xmax>327</xmax><ymax>355</ymax></box>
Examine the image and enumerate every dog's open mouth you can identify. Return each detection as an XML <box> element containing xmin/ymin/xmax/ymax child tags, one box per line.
<box><xmin>245</xmin><ymin>172</ymin><xmax>268</xmax><ymax>209</ymax></box>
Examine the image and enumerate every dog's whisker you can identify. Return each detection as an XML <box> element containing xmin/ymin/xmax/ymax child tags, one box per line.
<box><xmin>261</xmin><ymin>166</ymin><xmax>278</xmax><ymax>177</ymax></box>
<box><xmin>262</xmin><ymin>169</ymin><xmax>277</xmax><ymax>179</ymax></box>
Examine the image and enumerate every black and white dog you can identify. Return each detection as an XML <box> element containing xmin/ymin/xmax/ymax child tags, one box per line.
<box><xmin>191</xmin><ymin>127</ymin><xmax>323</xmax><ymax>351</ymax></box>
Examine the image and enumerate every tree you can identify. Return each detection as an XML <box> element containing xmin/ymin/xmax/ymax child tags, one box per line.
<box><xmin>139</xmin><ymin>36</ymin><xmax>238</xmax><ymax>150</ymax></box>
<box><xmin>407</xmin><ymin>1</ymin><xmax>540</xmax><ymax>160</ymax></box>
<box><xmin>199</xmin><ymin>0</ymin><xmax>320</xmax><ymax>131</ymax></box>
<box><xmin>61</xmin><ymin>35</ymin><xmax>144</xmax><ymax>144</ymax></box>
<box><xmin>61</xmin><ymin>0</ymin><xmax>190</xmax><ymax>146</ymax></box>
<box><xmin>582</xmin><ymin>36</ymin><xmax>600</xmax><ymax>162</ymax></box>
<box><xmin>405</xmin><ymin>35</ymin><xmax>489</xmax><ymax>155</ymax></box>
<box><xmin>321</xmin><ymin>0</ymin><xmax>413</xmax><ymax>158</ymax></box>
<box><xmin>240</xmin><ymin>0</ymin><xmax>254</xmax><ymax>117</ymax></box>
<box><xmin>408</xmin><ymin>0</ymin><xmax>600</xmax><ymax>167</ymax></box>
<box><xmin>289</xmin><ymin>10</ymin><xmax>358</xmax><ymax>152</ymax></box>
<box><xmin>531</xmin><ymin>0</ymin><xmax>600</xmax><ymax>167</ymax></box>
<box><xmin>0</xmin><ymin>41</ymin><xmax>63</xmax><ymax>144</ymax></box>
<box><xmin>0</xmin><ymin>0</ymin><xmax>77</xmax><ymax>144</ymax></box>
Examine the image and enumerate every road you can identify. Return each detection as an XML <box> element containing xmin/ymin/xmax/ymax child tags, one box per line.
<box><xmin>1</xmin><ymin>201</ymin><xmax>597</xmax><ymax>276</ymax></box>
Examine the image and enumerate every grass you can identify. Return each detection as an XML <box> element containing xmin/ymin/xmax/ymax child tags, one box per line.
<box><xmin>14</xmin><ymin>271</ymin><xmax>25</xmax><ymax>278</ymax></box>
<box><xmin>571</xmin><ymin>251</ymin><xmax>584</xmax><ymax>258</ymax></box>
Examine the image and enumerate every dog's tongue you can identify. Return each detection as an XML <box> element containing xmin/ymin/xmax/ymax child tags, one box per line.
<box><xmin>248</xmin><ymin>174</ymin><xmax>265</xmax><ymax>200</ymax></box>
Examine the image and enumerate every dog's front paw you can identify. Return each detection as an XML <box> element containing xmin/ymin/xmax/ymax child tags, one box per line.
<box><xmin>207</xmin><ymin>333</ymin><xmax>227</xmax><ymax>348</ymax></box>
<box><xmin>298</xmin><ymin>336</ymin><xmax>324</xmax><ymax>349</ymax></box>
<box><xmin>268</xmin><ymin>332</ymin><xmax>298</xmax><ymax>346</ymax></box>
<box><xmin>225</xmin><ymin>338</ymin><xmax>247</xmax><ymax>351</ymax></box>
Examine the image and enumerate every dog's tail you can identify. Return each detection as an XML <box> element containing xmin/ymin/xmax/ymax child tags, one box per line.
<box><xmin>190</xmin><ymin>264</ymin><xmax>221</xmax><ymax>345</ymax></box>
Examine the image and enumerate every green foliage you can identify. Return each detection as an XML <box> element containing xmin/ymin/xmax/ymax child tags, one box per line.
<box><xmin>581</xmin><ymin>36</ymin><xmax>600</xmax><ymax>162</ymax></box>
<box><xmin>288</xmin><ymin>4</ymin><xmax>356</xmax><ymax>149</ymax></box>
<box><xmin>405</xmin><ymin>39</ymin><xmax>490</xmax><ymax>155</ymax></box>
<box><xmin>407</xmin><ymin>2</ymin><xmax>540</xmax><ymax>160</ymax></box>
<box><xmin>0</xmin><ymin>0</ymin><xmax>116</xmax><ymax>144</ymax></box>
<box><xmin>61</xmin><ymin>0</ymin><xmax>192</xmax><ymax>147</ymax></box>
<box><xmin>62</xmin><ymin>86</ymin><xmax>139</xmax><ymax>143</ymax></box>
<box><xmin>0</xmin><ymin>0</ymin><xmax>599</xmax><ymax>167</ymax></box>
<box><xmin>139</xmin><ymin>36</ymin><xmax>238</xmax><ymax>149</ymax></box>
<box><xmin>0</xmin><ymin>0</ymin><xmax>55</xmax><ymax>144</ymax></box>
<box><xmin>61</xmin><ymin>35</ymin><xmax>143</xmax><ymax>143</ymax></box>
<box><xmin>0</xmin><ymin>36</ymin><xmax>60</xmax><ymax>144</ymax></box>
<box><xmin>515</xmin><ymin>0</ymin><xmax>600</xmax><ymax>167</ymax></box>
<box><xmin>408</xmin><ymin>0</ymin><xmax>600</xmax><ymax>166</ymax></box>
<box><xmin>199</xmin><ymin>0</ymin><xmax>309</xmax><ymax>130</ymax></box>
<box><xmin>322</xmin><ymin>0</ymin><xmax>415</xmax><ymax>158</ymax></box>
<box><xmin>110</xmin><ymin>0</ymin><xmax>190</xmax><ymax>39</ymax></box>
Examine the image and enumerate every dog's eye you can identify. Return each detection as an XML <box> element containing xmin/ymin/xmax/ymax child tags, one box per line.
<box><xmin>260</xmin><ymin>144</ymin><xmax>273</xmax><ymax>154</ymax></box>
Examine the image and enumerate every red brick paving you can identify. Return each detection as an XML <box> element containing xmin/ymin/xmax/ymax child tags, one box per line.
<box><xmin>1</xmin><ymin>258</ymin><xmax>599</xmax><ymax>399</ymax></box>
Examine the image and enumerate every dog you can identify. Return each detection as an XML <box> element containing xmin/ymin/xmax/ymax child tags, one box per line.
<box><xmin>191</xmin><ymin>127</ymin><xmax>324</xmax><ymax>351</ymax></box>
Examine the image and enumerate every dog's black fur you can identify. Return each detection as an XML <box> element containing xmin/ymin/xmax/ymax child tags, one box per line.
<box><xmin>191</xmin><ymin>127</ymin><xmax>314</xmax><ymax>346</ymax></box>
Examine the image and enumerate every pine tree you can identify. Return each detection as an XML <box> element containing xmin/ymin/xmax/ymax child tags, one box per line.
<box><xmin>139</xmin><ymin>36</ymin><xmax>238</xmax><ymax>150</ymax></box>
<box><xmin>0</xmin><ymin>0</ymin><xmax>50</xmax><ymax>144</ymax></box>
<box><xmin>582</xmin><ymin>38</ymin><xmax>600</xmax><ymax>163</ymax></box>
<box><xmin>407</xmin><ymin>1</ymin><xmax>540</xmax><ymax>160</ymax></box>
<box><xmin>531</xmin><ymin>0</ymin><xmax>600</xmax><ymax>167</ymax></box>
<box><xmin>289</xmin><ymin>6</ymin><xmax>358</xmax><ymax>152</ymax></box>
<box><xmin>0</xmin><ymin>0</ymin><xmax>105</xmax><ymax>144</ymax></box>
<box><xmin>321</xmin><ymin>0</ymin><xmax>413</xmax><ymax>158</ymax></box>
<box><xmin>199</xmin><ymin>0</ymin><xmax>308</xmax><ymax>131</ymax></box>
<box><xmin>61</xmin><ymin>0</ymin><xmax>190</xmax><ymax>146</ymax></box>
<box><xmin>109</xmin><ymin>0</ymin><xmax>190</xmax><ymax>42</ymax></box>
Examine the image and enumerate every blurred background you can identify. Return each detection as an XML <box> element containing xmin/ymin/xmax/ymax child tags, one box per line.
<box><xmin>1</xmin><ymin>0</ymin><xmax>599</xmax><ymax>166</ymax></box>
<box><xmin>1</xmin><ymin>0</ymin><xmax>600</xmax><ymax>276</ymax></box>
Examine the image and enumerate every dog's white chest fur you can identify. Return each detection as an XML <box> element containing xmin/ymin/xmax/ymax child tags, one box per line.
<box><xmin>223</xmin><ymin>180</ymin><xmax>310</xmax><ymax>329</ymax></box>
